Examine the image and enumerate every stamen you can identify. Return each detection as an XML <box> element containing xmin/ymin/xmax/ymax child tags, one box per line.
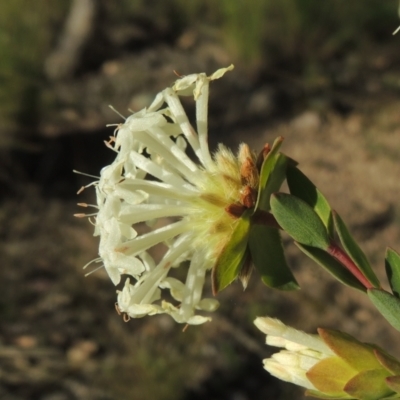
<box><xmin>104</xmin><ymin>140</ymin><xmax>118</xmax><ymax>152</ymax></box>
<box><xmin>74</xmin><ymin>212</ymin><xmax>97</xmax><ymax>218</ymax></box>
<box><xmin>77</xmin><ymin>202</ymin><xmax>98</xmax><ymax>208</ymax></box>
<box><xmin>73</xmin><ymin>170</ymin><xmax>100</xmax><ymax>179</ymax></box>
<box><xmin>76</xmin><ymin>181</ymin><xmax>98</xmax><ymax>194</ymax></box>
<box><xmin>83</xmin><ymin>257</ymin><xmax>102</xmax><ymax>270</ymax></box>
<box><xmin>84</xmin><ymin>264</ymin><xmax>105</xmax><ymax>277</ymax></box>
<box><xmin>173</xmin><ymin>70</ymin><xmax>184</xmax><ymax>78</ymax></box>
<box><xmin>108</xmin><ymin>105</ymin><xmax>126</xmax><ymax>120</ymax></box>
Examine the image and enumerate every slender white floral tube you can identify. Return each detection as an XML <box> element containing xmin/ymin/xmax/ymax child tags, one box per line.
<box><xmin>254</xmin><ymin>317</ymin><xmax>334</xmax><ymax>391</ymax></box>
<box><xmin>80</xmin><ymin>64</ymin><xmax>267</xmax><ymax>325</ymax></box>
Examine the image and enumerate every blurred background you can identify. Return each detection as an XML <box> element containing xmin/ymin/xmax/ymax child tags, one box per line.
<box><xmin>1</xmin><ymin>1</ymin><xmax>400</xmax><ymax>399</ymax></box>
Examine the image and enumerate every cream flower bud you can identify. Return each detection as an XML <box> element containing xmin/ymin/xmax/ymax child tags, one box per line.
<box><xmin>255</xmin><ymin>316</ymin><xmax>400</xmax><ymax>399</ymax></box>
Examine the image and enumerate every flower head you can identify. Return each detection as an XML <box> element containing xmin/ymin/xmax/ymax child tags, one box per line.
<box><xmin>81</xmin><ymin>65</ymin><xmax>265</xmax><ymax>325</ymax></box>
<box><xmin>255</xmin><ymin>316</ymin><xmax>400</xmax><ymax>399</ymax></box>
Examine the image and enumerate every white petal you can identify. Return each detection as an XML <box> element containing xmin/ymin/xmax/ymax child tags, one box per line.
<box><xmin>195</xmin><ymin>77</ymin><xmax>214</xmax><ymax>170</ymax></box>
<box><xmin>197</xmin><ymin>298</ymin><xmax>219</xmax><ymax>312</ymax></box>
<box><xmin>118</xmin><ymin>178</ymin><xmax>197</xmax><ymax>199</ymax></box>
<box><xmin>263</xmin><ymin>359</ymin><xmax>316</xmax><ymax>390</ymax></box>
<box><xmin>209</xmin><ymin>64</ymin><xmax>234</xmax><ymax>81</ymax></box>
<box><xmin>125</xmin><ymin>111</ymin><xmax>167</xmax><ymax>131</ymax></box>
<box><xmin>125</xmin><ymin>303</ymin><xmax>163</xmax><ymax>318</ymax></box>
<box><xmin>116</xmin><ymin>219</ymin><xmax>189</xmax><ymax>256</ymax></box>
<box><xmin>149</xmin><ymin>126</ymin><xmax>200</xmax><ymax>173</ymax></box>
<box><xmin>98</xmin><ymin>161</ymin><xmax>124</xmax><ymax>194</ymax></box>
<box><xmin>147</xmin><ymin>92</ymin><xmax>164</xmax><ymax>112</ymax></box>
<box><xmin>172</xmin><ymin>73</ymin><xmax>201</xmax><ymax>94</ymax></box>
<box><xmin>159</xmin><ymin>277</ymin><xmax>186</xmax><ymax>301</ymax></box>
<box><xmin>185</xmin><ymin>315</ymin><xmax>211</xmax><ymax>325</ymax></box>
<box><xmin>177</xmin><ymin>249</ymin><xmax>210</xmax><ymax>322</ymax></box>
<box><xmin>113</xmin><ymin>253</ymin><xmax>144</xmax><ymax>277</ymax></box>
<box><xmin>130</xmin><ymin>150</ymin><xmax>190</xmax><ymax>188</ymax></box>
<box><xmin>132</xmin><ymin>130</ymin><xmax>199</xmax><ymax>184</ymax></box>
<box><xmin>162</xmin><ymin>88</ymin><xmax>202</xmax><ymax>162</ymax></box>
<box><xmin>114</xmin><ymin>186</ymin><xmax>148</xmax><ymax>205</ymax></box>
<box><xmin>254</xmin><ymin>317</ymin><xmax>333</xmax><ymax>355</ymax></box>
<box><xmin>119</xmin><ymin>203</ymin><xmax>190</xmax><ymax>225</ymax></box>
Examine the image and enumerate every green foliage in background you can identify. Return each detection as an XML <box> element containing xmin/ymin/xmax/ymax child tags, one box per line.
<box><xmin>113</xmin><ymin>0</ymin><xmax>397</xmax><ymax>62</ymax></box>
<box><xmin>0</xmin><ymin>0</ymin><xmax>397</xmax><ymax>139</ymax></box>
<box><xmin>0</xmin><ymin>0</ymin><xmax>68</xmax><ymax>141</ymax></box>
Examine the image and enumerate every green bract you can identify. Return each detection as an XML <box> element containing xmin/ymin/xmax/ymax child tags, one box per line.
<box><xmin>254</xmin><ymin>136</ymin><xmax>287</xmax><ymax>212</ymax></box>
<box><xmin>255</xmin><ymin>317</ymin><xmax>400</xmax><ymax>400</ymax></box>
<box><xmin>212</xmin><ymin>209</ymin><xmax>252</xmax><ymax>294</ymax></box>
<box><xmin>308</xmin><ymin>329</ymin><xmax>400</xmax><ymax>399</ymax></box>
<box><xmin>249</xmin><ymin>136</ymin><xmax>298</xmax><ymax>290</ymax></box>
<box><xmin>213</xmin><ymin>136</ymin><xmax>301</xmax><ymax>292</ymax></box>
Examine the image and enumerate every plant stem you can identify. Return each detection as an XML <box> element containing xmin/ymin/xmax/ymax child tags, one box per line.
<box><xmin>328</xmin><ymin>243</ymin><xmax>374</xmax><ymax>289</ymax></box>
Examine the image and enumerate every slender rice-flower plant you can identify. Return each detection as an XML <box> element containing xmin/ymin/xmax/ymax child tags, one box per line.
<box><xmin>79</xmin><ymin>65</ymin><xmax>269</xmax><ymax>325</ymax></box>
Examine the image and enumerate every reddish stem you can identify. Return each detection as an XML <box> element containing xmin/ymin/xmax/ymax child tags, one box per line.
<box><xmin>328</xmin><ymin>242</ymin><xmax>374</xmax><ymax>289</ymax></box>
<box><xmin>253</xmin><ymin>210</ymin><xmax>375</xmax><ymax>290</ymax></box>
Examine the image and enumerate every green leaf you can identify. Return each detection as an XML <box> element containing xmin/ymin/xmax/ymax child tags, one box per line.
<box><xmin>385</xmin><ymin>248</ymin><xmax>400</xmax><ymax>298</ymax></box>
<box><xmin>386</xmin><ymin>376</ymin><xmax>400</xmax><ymax>394</ymax></box>
<box><xmin>333</xmin><ymin>212</ymin><xmax>380</xmax><ymax>288</ymax></box>
<box><xmin>248</xmin><ymin>224</ymin><xmax>299</xmax><ymax>290</ymax></box>
<box><xmin>296</xmin><ymin>243</ymin><xmax>366</xmax><ymax>292</ymax></box>
<box><xmin>255</xmin><ymin>137</ymin><xmax>288</xmax><ymax>212</ymax></box>
<box><xmin>211</xmin><ymin>210</ymin><xmax>251</xmax><ymax>294</ymax></box>
<box><xmin>344</xmin><ymin>369</ymin><xmax>393</xmax><ymax>400</ymax></box>
<box><xmin>287</xmin><ymin>165</ymin><xmax>334</xmax><ymax>237</ymax></box>
<box><xmin>368</xmin><ymin>288</ymin><xmax>400</xmax><ymax>332</ymax></box>
<box><xmin>270</xmin><ymin>193</ymin><xmax>330</xmax><ymax>249</ymax></box>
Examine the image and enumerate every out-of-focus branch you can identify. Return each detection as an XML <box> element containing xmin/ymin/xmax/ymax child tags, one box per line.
<box><xmin>45</xmin><ymin>0</ymin><xmax>96</xmax><ymax>80</ymax></box>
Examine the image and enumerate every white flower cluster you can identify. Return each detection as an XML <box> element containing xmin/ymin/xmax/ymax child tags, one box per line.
<box><xmin>87</xmin><ymin>65</ymin><xmax>246</xmax><ymax>325</ymax></box>
<box><xmin>254</xmin><ymin>317</ymin><xmax>334</xmax><ymax>390</ymax></box>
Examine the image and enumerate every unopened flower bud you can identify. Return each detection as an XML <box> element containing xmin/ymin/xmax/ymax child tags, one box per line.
<box><xmin>255</xmin><ymin>316</ymin><xmax>400</xmax><ymax>399</ymax></box>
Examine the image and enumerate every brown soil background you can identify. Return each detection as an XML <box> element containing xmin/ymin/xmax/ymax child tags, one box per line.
<box><xmin>2</xmin><ymin>4</ymin><xmax>400</xmax><ymax>400</ymax></box>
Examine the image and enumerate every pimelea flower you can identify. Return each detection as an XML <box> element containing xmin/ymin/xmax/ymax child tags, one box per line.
<box><xmin>79</xmin><ymin>65</ymin><xmax>264</xmax><ymax>325</ymax></box>
<box><xmin>255</xmin><ymin>317</ymin><xmax>400</xmax><ymax>399</ymax></box>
